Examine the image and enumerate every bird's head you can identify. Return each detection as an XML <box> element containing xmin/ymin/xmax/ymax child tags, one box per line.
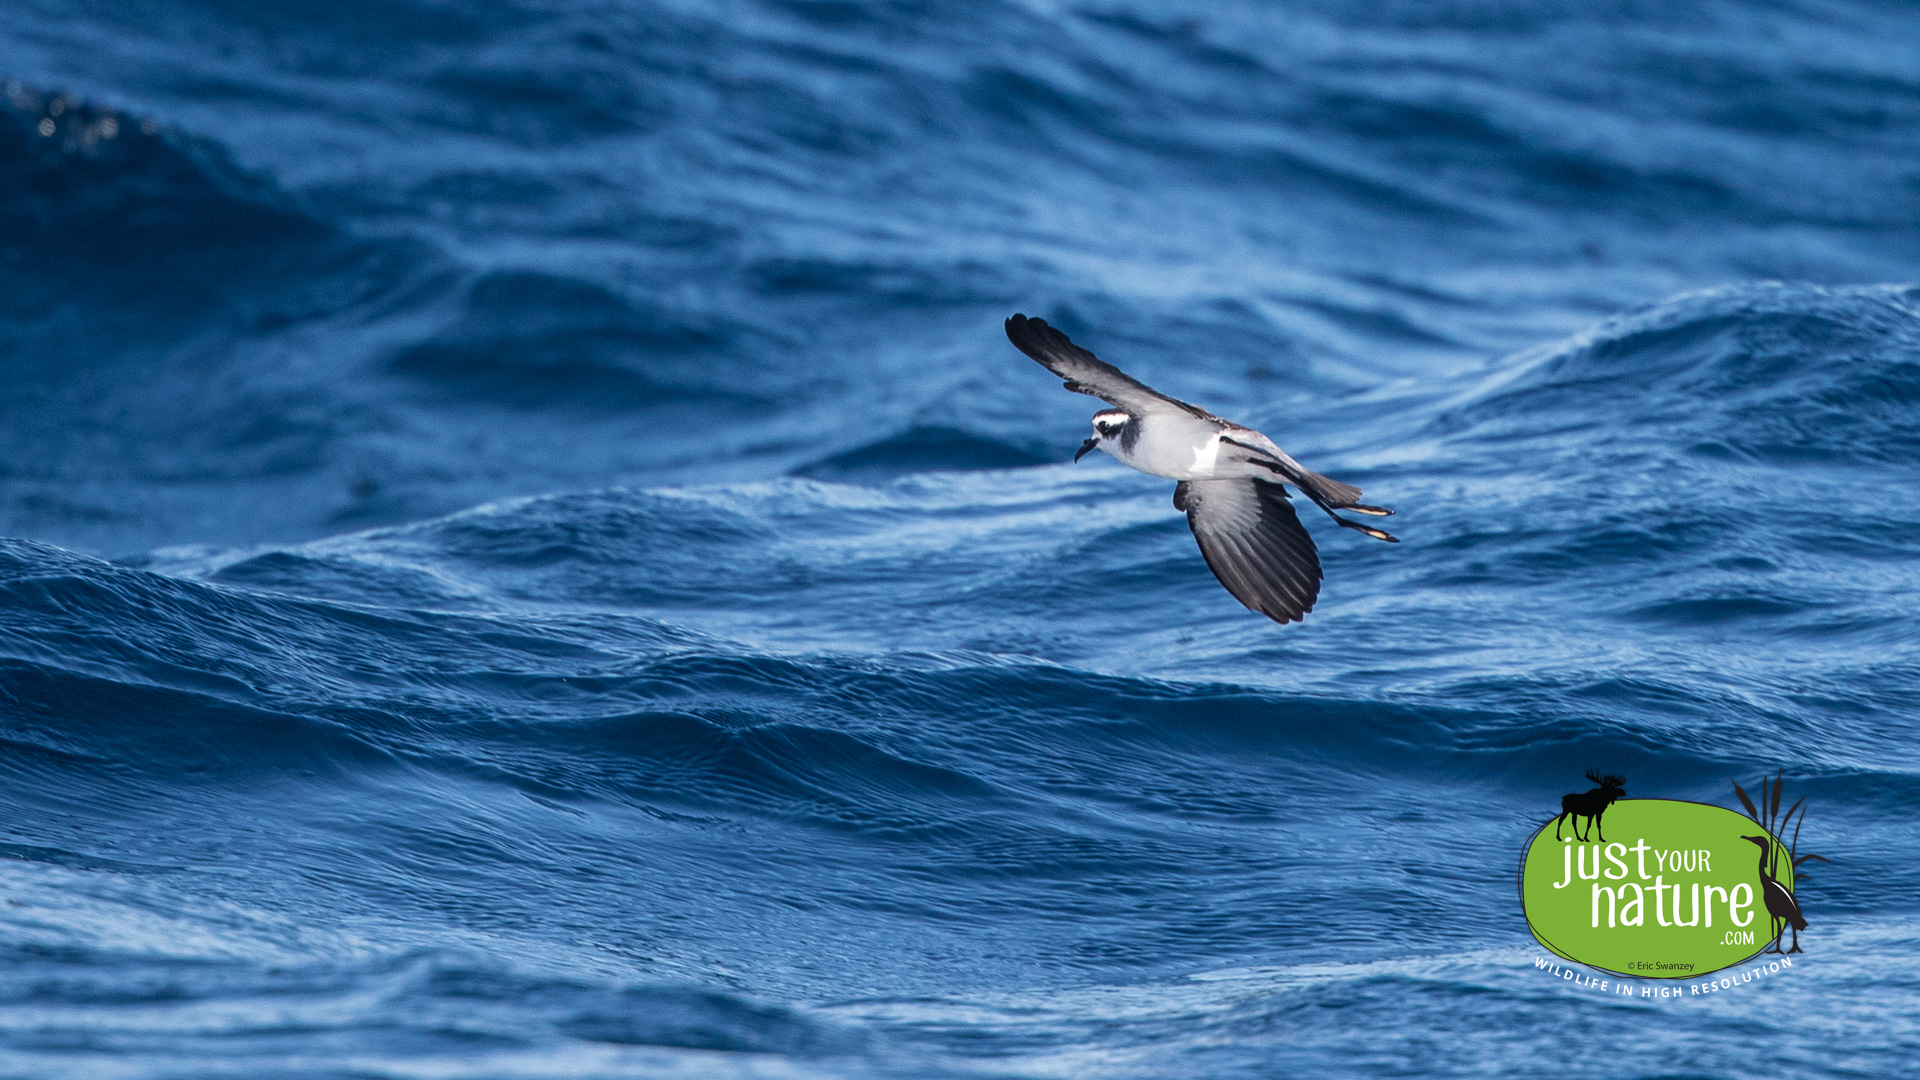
<box><xmin>1741</xmin><ymin>835</ymin><xmax>1772</xmax><ymax>850</ymax></box>
<box><xmin>1076</xmin><ymin>409</ymin><xmax>1132</xmax><ymax>462</ymax></box>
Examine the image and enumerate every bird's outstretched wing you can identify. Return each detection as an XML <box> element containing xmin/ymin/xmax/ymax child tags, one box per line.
<box><xmin>1006</xmin><ymin>314</ymin><xmax>1208</xmax><ymax>418</ymax></box>
<box><xmin>1174</xmin><ymin>478</ymin><xmax>1322</xmax><ymax>624</ymax></box>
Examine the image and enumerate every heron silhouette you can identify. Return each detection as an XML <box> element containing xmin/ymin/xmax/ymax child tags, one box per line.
<box><xmin>1742</xmin><ymin>834</ymin><xmax>1807</xmax><ymax>953</ymax></box>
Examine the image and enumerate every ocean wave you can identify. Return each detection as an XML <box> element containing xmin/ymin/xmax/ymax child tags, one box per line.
<box><xmin>791</xmin><ymin>427</ymin><xmax>1054</xmax><ymax>482</ymax></box>
<box><xmin>0</xmin><ymin>82</ymin><xmax>421</xmax><ymax>335</ymax></box>
<box><xmin>388</xmin><ymin>270</ymin><xmax>770</xmax><ymax>410</ymax></box>
<box><xmin>1441</xmin><ymin>284</ymin><xmax>1920</xmax><ymax>465</ymax></box>
<box><xmin>8</xmin><ymin>534</ymin><xmax>1911</xmax><ymax>806</ymax></box>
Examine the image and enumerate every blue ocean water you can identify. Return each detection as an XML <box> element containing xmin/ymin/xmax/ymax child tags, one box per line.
<box><xmin>3</xmin><ymin>0</ymin><xmax>1919</xmax><ymax>1075</ymax></box>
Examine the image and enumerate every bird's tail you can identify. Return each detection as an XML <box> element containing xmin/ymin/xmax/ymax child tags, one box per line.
<box><xmin>1219</xmin><ymin>434</ymin><xmax>1393</xmax><ymax>518</ymax></box>
<box><xmin>1292</xmin><ymin>468</ymin><xmax>1390</xmax><ymax>516</ymax></box>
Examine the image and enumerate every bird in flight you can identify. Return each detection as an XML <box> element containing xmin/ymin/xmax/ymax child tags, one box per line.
<box><xmin>1006</xmin><ymin>313</ymin><xmax>1396</xmax><ymax>624</ymax></box>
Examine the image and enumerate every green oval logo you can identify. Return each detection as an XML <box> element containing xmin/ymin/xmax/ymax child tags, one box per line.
<box><xmin>1521</xmin><ymin>799</ymin><xmax>1795</xmax><ymax>979</ymax></box>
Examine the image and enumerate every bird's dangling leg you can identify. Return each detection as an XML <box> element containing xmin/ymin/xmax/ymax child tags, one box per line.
<box><xmin>1298</xmin><ymin>489</ymin><xmax>1400</xmax><ymax>542</ymax></box>
<box><xmin>1331</xmin><ymin>515</ymin><xmax>1399</xmax><ymax>542</ymax></box>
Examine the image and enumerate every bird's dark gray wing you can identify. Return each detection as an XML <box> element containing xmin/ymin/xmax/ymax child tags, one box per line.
<box><xmin>1006</xmin><ymin>314</ymin><xmax>1208</xmax><ymax>418</ymax></box>
<box><xmin>1174</xmin><ymin>478</ymin><xmax>1322</xmax><ymax>624</ymax></box>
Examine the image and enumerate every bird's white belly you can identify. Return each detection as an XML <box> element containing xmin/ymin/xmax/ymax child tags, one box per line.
<box><xmin>1122</xmin><ymin>420</ymin><xmax>1238</xmax><ymax>480</ymax></box>
<box><xmin>1188</xmin><ymin>433</ymin><xmax>1222</xmax><ymax>477</ymax></box>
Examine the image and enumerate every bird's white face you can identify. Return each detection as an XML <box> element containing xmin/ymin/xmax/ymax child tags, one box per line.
<box><xmin>1075</xmin><ymin>409</ymin><xmax>1132</xmax><ymax>461</ymax></box>
<box><xmin>1091</xmin><ymin>410</ymin><xmax>1130</xmax><ymax>439</ymax></box>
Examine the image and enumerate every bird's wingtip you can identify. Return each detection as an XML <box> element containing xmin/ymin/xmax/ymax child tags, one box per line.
<box><xmin>1006</xmin><ymin>313</ymin><xmax>1064</xmax><ymax>353</ymax></box>
<box><xmin>1268</xmin><ymin>602</ymin><xmax>1312</xmax><ymax>625</ymax></box>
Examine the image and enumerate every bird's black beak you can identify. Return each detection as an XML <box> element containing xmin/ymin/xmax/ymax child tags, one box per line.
<box><xmin>1073</xmin><ymin>437</ymin><xmax>1099</xmax><ymax>463</ymax></box>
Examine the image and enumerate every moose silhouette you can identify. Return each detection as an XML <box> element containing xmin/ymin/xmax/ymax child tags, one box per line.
<box><xmin>1553</xmin><ymin>770</ymin><xmax>1626</xmax><ymax>842</ymax></box>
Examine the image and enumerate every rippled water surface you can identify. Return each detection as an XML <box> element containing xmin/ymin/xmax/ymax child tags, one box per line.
<box><xmin>3</xmin><ymin>1</ymin><xmax>1919</xmax><ymax>1076</ymax></box>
